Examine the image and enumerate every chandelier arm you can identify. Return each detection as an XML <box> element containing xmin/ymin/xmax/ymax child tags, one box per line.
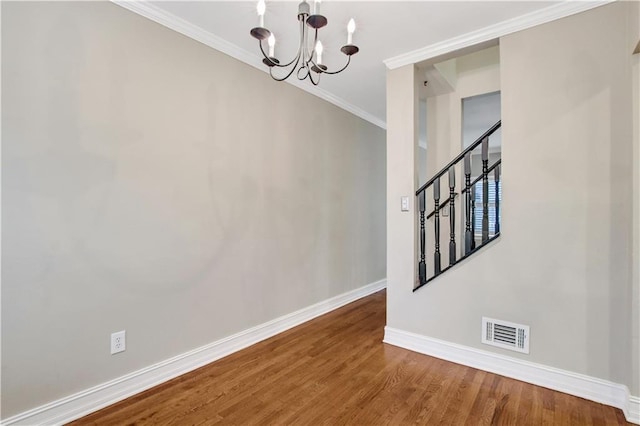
<box><xmin>259</xmin><ymin>40</ymin><xmax>300</xmax><ymax>68</ymax></box>
<box><xmin>317</xmin><ymin>55</ymin><xmax>352</xmax><ymax>75</ymax></box>
<box><xmin>301</xmin><ymin>18</ymin><xmax>309</xmax><ymax>65</ymax></box>
<box><xmin>269</xmin><ymin>53</ymin><xmax>303</xmax><ymax>81</ymax></box>
<box><xmin>308</xmin><ymin>69</ymin><xmax>320</xmax><ymax>85</ymax></box>
<box><xmin>304</xmin><ymin>28</ymin><xmax>318</xmax><ymax>66</ymax></box>
<box><xmin>297</xmin><ymin>66</ymin><xmax>310</xmax><ymax>81</ymax></box>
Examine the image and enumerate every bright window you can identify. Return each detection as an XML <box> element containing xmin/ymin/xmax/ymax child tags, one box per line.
<box><xmin>473</xmin><ymin>179</ymin><xmax>502</xmax><ymax>235</ymax></box>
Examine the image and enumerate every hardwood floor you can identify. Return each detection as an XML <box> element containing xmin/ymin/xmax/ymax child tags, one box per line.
<box><xmin>71</xmin><ymin>290</ymin><xmax>630</xmax><ymax>425</ymax></box>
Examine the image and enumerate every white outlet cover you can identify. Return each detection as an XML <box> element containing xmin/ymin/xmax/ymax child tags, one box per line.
<box><xmin>111</xmin><ymin>330</ymin><xmax>126</xmax><ymax>355</ymax></box>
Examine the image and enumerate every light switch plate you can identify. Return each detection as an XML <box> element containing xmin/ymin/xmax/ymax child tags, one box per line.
<box><xmin>401</xmin><ymin>196</ymin><xmax>410</xmax><ymax>211</ymax></box>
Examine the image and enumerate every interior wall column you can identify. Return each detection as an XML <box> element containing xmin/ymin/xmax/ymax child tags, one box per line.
<box><xmin>386</xmin><ymin>64</ymin><xmax>419</xmax><ymax>321</ymax></box>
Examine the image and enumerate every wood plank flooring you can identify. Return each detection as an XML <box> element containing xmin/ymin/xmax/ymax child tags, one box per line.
<box><xmin>71</xmin><ymin>290</ymin><xmax>630</xmax><ymax>425</ymax></box>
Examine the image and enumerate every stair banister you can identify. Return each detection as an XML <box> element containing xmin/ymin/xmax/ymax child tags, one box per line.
<box><xmin>416</xmin><ymin>120</ymin><xmax>501</xmax><ymax>195</ymax></box>
<box><xmin>415</xmin><ymin>120</ymin><xmax>502</xmax><ymax>290</ymax></box>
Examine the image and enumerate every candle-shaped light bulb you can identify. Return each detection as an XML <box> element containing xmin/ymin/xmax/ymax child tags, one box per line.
<box><xmin>268</xmin><ymin>33</ymin><xmax>276</xmax><ymax>57</ymax></box>
<box><xmin>315</xmin><ymin>40</ymin><xmax>323</xmax><ymax>64</ymax></box>
<box><xmin>314</xmin><ymin>0</ymin><xmax>321</xmax><ymax>15</ymax></box>
<box><xmin>347</xmin><ymin>18</ymin><xmax>356</xmax><ymax>45</ymax></box>
<box><xmin>257</xmin><ymin>0</ymin><xmax>266</xmax><ymax>27</ymax></box>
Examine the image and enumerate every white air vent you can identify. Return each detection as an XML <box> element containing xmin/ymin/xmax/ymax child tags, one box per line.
<box><xmin>482</xmin><ymin>317</ymin><xmax>529</xmax><ymax>354</ymax></box>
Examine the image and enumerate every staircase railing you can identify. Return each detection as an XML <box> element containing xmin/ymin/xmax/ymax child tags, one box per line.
<box><xmin>416</xmin><ymin>120</ymin><xmax>502</xmax><ymax>290</ymax></box>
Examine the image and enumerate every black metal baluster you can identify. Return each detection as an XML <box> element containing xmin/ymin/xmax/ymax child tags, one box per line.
<box><xmin>481</xmin><ymin>137</ymin><xmax>489</xmax><ymax>243</ymax></box>
<box><xmin>448</xmin><ymin>167</ymin><xmax>456</xmax><ymax>264</ymax></box>
<box><xmin>418</xmin><ymin>191</ymin><xmax>427</xmax><ymax>285</ymax></box>
<box><xmin>412</xmin><ymin>121</ymin><xmax>503</xmax><ymax>288</ymax></box>
<box><xmin>494</xmin><ymin>164</ymin><xmax>500</xmax><ymax>235</ymax></box>
<box><xmin>433</xmin><ymin>178</ymin><xmax>441</xmax><ymax>275</ymax></box>
<box><xmin>471</xmin><ymin>184</ymin><xmax>476</xmax><ymax>251</ymax></box>
<box><xmin>464</xmin><ymin>153</ymin><xmax>474</xmax><ymax>254</ymax></box>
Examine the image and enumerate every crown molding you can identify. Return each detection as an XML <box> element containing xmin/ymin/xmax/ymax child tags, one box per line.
<box><xmin>111</xmin><ymin>1</ymin><xmax>387</xmax><ymax>130</ymax></box>
<box><xmin>384</xmin><ymin>0</ymin><xmax>615</xmax><ymax>70</ymax></box>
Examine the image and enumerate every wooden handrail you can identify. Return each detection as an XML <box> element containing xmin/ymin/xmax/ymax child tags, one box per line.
<box><xmin>416</xmin><ymin>120</ymin><xmax>501</xmax><ymax>195</ymax></box>
<box><xmin>461</xmin><ymin>160</ymin><xmax>502</xmax><ymax>194</ymax></box>
<box><xmin>415</xmin><ymin>120</ymin><xmax>502</xmax><ymax>289</ymax></box>
<box><xmin>426</xmin><ymin>193</ymin><xmax>458</xmax><ymax>219</ymax></box>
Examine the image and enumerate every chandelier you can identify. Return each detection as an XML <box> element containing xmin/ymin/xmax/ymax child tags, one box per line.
<box><xmin>250</xmin><ymin>0</ymin><xmax>359</xmax><ymax>85</ymax></box>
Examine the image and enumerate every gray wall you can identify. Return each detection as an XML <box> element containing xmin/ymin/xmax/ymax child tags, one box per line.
<box><xmin>500</xmin><ymin>1</ymin><xmax>636</xmax><ymax>390</ymax></box>
<box><xmin>633</xmin><ymin>0</ymin><xmax>640</xmax><ymax>397</ymax></box>
<box><xmin>387</xmin><ymin>1</ymin><xmax>639</xmax><ymax>395</ymax></box>
<box><xmin>1</xmin><ymin>1</ymin><xmax>386</xmax><ymax>417</ymax></box>
<box><xmin>426</xmin><ymin>46</ymin><xmax>501</xmax><ymax>180</ymax></box>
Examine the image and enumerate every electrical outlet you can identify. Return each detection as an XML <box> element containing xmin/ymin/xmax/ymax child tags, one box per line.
<box><xmin>111</xmin><ymin>330</ymin><xmax>126</xmax><ymax>355</ymax></box>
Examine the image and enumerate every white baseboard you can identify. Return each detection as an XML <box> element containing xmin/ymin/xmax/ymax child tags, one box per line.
<box><xmin>384</xmin><ymin>327</ymin><xmax>639</xmax><ymax>425</ymax></box>
<box><xmin>630</xmin><ymin>396</ymin><xmax>640</xmax><ymax>424</ymax></box>
<box><xmin>1</xmin><ymin>279</ymin><xmax>386</xmax><ymax>426</ymax></box>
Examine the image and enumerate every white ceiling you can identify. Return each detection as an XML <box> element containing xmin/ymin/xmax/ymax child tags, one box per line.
<box><xmin>121</xmin><ymin>1</ymin><xmax>608</xmax><ymax>128</ymax></box>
